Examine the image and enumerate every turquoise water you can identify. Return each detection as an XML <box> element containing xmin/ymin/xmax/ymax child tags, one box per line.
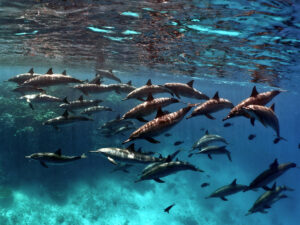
<box><xmin>0</xmin><ymin>1</ymin><xmax>300</xmax><ymax>225</ymax></box>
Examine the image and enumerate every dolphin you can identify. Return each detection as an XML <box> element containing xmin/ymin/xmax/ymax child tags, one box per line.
<box><xmin>99</xmin><ymin>114</ymin><xmax>134</xmax><ymax>131</ymax></box>
<box><xmin>243</xmin><ymin>159</ymin><xmax>297</xmax><ymax>192</ymax></box>
<box><xmin>123</xmin><ymin>79</ymin><xmax>174</xmax><ymax>101</ymax></box>
<box><xmin>135</xmin><ymin>159</ymin><xmax>204</xmax><ymax>183</ymax></box>
<box><xmin>25</xmin><ymin>148</ymin><xmax>87</xmax><ymax>168</ymax></box>
<box><xmin>107</xmin><ymin>81</ymin><xmax>136</xmax><ymax>94</ymax></box>
<box><xmin>80</xmin><ymin>106</ymin><xmax>113</xmax><ymax>116</ymax></box>
<box><xmin>121</xmin><ymin>93</ymin><xmax>180</xmax><ymax>122</ymax></box>
<box><xmin>191</xmin><ymin>130</ymin><xmax>228</xmax><ymax>151</ymax></box>
<box><xmin>59</xmin><ymin>95</ymin><xmax>102</xmax><ymax>111</ymax></box>
<box><xmin>20</xmin><ymin>93</ymin><xmax>67</xmax><ymax>110</ymax></box>
<box><xmin>163</xmin><ymin>80</ymin><xmax>209</xmax><ymax>100</ymax></box>
<box><xmin>223</xmin><ymin>86</ymin><xmax>283</xmax><ymax>121</ymax></box>
<box><xmin>241</xmin><ymin>103</ymin><xmax>285</xmax><ymax>144</ymax></box>
<box><xmin>246</xmin><ymin>183</ymin><xmax>293</xmax><ymax>215</ymax></box>
<box><xmin>123</xmin><ymin>105</ymin><xmax>195</xmax><ymax>144</ymax></box>
<box><xmin>8</xmin><ymin>68</ymin><xmax>41</xmax><ymax>85</ymax></box>
<box><xmin>112</xmin><ymin>125</ymin><xmax>136</xmax><ymax>136</ymax></box>
<box><xmin>191</xmin><ymin>145</ymin><xmax>232</xmax><ymax>161</ymax></box>
<box><xmin>206</xmin><ymin>179</ymin><xmax>247</xmax><ymax>201</ymax></box>
<box><xmin>110</xmin><ymin>163</ymin><xmax>133</xmax><ymax>173</ymax></box>
<box><xmin>89</xmin><ymin>143</ymin><xmax>180</xmax><ymax>165</ymax></box>
<box><xmin>186</xmin><ymin>92</ymin><xmax>234</xmax><ymax>120</ymax></box>
<box><xmin>22</xmin><ymin>68</ymin><xmax>82</xmax><ymax>87</ymax></box>
<box><xmin>96</xmin><ymin>69</ymin><xmax>122</xmax><ymax>83</ymax></box>
<box><xmin>43</xmin><ymin>110</ymin><xmax>93</xmax><ymax>129</ymax></box>
<box><xmin>13</xmin><ymin>86</ymin><xmax>45</xmax><ymax>95</ymax></box>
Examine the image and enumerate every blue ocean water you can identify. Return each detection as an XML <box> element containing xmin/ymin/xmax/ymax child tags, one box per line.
<box><xmin>0</xmin><ymin>1</ymin><xmax>300</xmax><ymax>225</ymax></box>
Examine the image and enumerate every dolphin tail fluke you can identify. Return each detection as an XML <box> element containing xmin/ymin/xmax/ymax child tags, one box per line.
<box><xmin>273</xmin><ymin>136</ymin><xmax>287</xmax><ymax>144</ymax></box>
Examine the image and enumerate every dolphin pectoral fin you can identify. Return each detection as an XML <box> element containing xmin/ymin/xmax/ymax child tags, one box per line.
<box><xmin>153</xmin><ymin>178</ymin><xmax>165</xmax><ymax>183</ymax></box>
<box><xmin>204</xmin><ymin>114</ymin><xmax>215</xmax><ymax>120</ymax></box>
<box><xmin>264</xmin><ymin>205</ymin><xmax>271</xmax><ymax>209</ymax></box>
<box><xmin>29</xmin><ymin>103</ymin><xmax>34</xmax><ymax>110</ymax></box>
<box><xmin>227</xmin><ymin>152</ymin><xmax>232</xmax><ymax>162</ymax></box>
<box><xmin>220</xmin><ymin>197</ymin><xmax>228</xmax><ymax>201</ymax></box>
<box><xmin>250</xmin><ymin>118</ymin><xmax>255</xmax><ymax>126</ymax></box>
<box><xmin>145</xmin><ymin>137</ymin><xmax>160</xmax><ymax>144</ymax></box>
<box><xmin>136</xmin><ymin>117</ymin><xmax>148</xmax><ymax>122</ymax></box>
<box><xmin>53</xmin><ymin>126</ymin><xmax>60</xmax><ymax>131</ymax></box>
<box><xmin>261</xmin><ymin>210</ymin><xmax>268</xmax><ymax>214</ymax></box>
<box><xmin>137</xmin><ymin>97</ymin><xmax>145</xmax><ymax>101</ymax></box>
<box><xmin>173</xmin><ymin>91</ymin><xmax>181</xmax><ymax>99</ymax></box>
<box><xmin>107</xmin><ymin>157</ymin><xmax>118</xmax><ymax>165</ymax></box>
<box><xmin>208</xmin><ymin>154</ymin><xmax>212</xmax><ymax>160</ymax></box>
<box><xmin>188</xmin><ymin>153</ymin><xmax>193</xmax><ymax>158</ymax></box>
<box><xmin>273</xmin><ymin>136</ymin><xmax>287</xmax><ymax>144</ymax></box>
<box><xmin>262</xmin><ymin>186</ymin><xmax>271</xmax><ymax>191</ymax></box>
<box><xmin>40</xmin><ymin>161</ymin><xmax>48</xmax><ymax>168</ymax></box>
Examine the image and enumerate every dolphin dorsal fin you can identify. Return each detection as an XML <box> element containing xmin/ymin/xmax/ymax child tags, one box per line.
<box><xmin>270</xmin><ymin>159</ymin><xmax>279</xmax><ymax>169</ymax></box>
<box><xmin>159</xmin><ymin>154</ymin><xmax>162</xmax><ymax>159</ymax></box>
<box><xmin>187</xmin><ymin>80</ymin><xmax>194</xmax><ymax>88</ymax></box>
<box><xmin>63</xmin><ymin>97</ymin><xmax>69</xmax><ymax>104</ymax></box>
<box><xmin>231</xmin><ymin>179</ymin><xmax>237</xmax><ymax>186</ymax></box>
<box><xmin>109</xmin><ymin>69</ymin><xmax>113</xmax><ymax>73</ymax></box>
<box><xmin>127</xmin><ymin>143</ymin><xmax>135</xmax><ymax>152</ymax></box>
<box><xmin>270</xmin><ymin>103</ymin><xmax>275</xmax><ymax>112</ymax></box>
<box><xmin>116</xmin><ymin>114</ymin><xmax>120</xmax><ymax>120</ymax></box>
<box><xmin>205</xmin><ymin>130</ymin><xmax>209</xmax><ymax>135</ymax></box>
<box><xmin>146</xmin><ymin>93</ymin><xmax>154</xmax><ymax>102</ymax></box>
<box><xmin>155</xmin><ymin>107</ymin><xmax>165</xmax><ymax>118</ymax></box>
<box><xmin>250</xmin><ymin>86</ymin><xmax>259</xmax><ymax>97</ymax></box>
<box><xmin>137</xmin><ymin>147</ymin><xmax>142</xmax><ymax>153</ymax></box>
<box><xmin>62</xmin><ymin>110</ymin><xmax>69</xmax><ymax>118</ymax></box>
<box><xmin>146</xmin><ymin>79</ymin><xmax>152</xmax><ymax>86</ymax></box>
<box><xmin>127</xmin><ymin>80</ymin><xmax>132</xmax><ymax>85</ymax></box>
<box><xmin>78</xmin><ymin>95</ymin><xmax>84</xmax><ymax>101</ymax></box>
<box><xmin>28</xmin><ymin>68</ymin><xmax>34</xmax><ymax>74</ymax></box>
<box><xmin>212</xmin><ymin>91</ymin><xmax>219</xmax><ymax>100</ymax></box>
<box><xmin>166</xmin><ymin>155</ymin><xmax>172</xmax><ymax>162</ymax></box>
<box><xmin>55</xmin><ymin>149</ymin><xmax>62</xmax><ymax>156</ymax></box>
<box><xmin>62</xmin><ymin>70</ymin><xmax>67</xmax><ymax>75</ymax></box>
<box><xmin>46</xmin><ymin>68</ymin><xmax>53</xmax><ymax>75</ymax></box>
<box><xmin>94</xmin><ymin>78</ymin><xmax>101</xmax><ymax>85</ymax></box>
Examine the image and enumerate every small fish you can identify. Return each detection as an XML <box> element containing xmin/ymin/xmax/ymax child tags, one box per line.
<box><xmin>164</xmin><ymin>133</ymin><xmax>172</xmax><ymax>137</ymax></box>
<box><xmin>164</xmin><ymin>204</ymin><xmax>175</xmax><ymax>213</ymax></box>
<box><xmin>174</xmin><ymin>141</ymin><xmax>184</xmax><ymax>146</ymax></box>
<box><xmin>201</xmin><ymin>182</ymin><xmax>210</xmax><ymax>188</ymax></box>
<box><xmin>248</xmin><ymin>134</ymin><xmax>256</xmax><ymax>140</ymax></box>
<box><xmin>223</xmin><ymin>122</ymin><xmax>233</xmax><ymax>127</ymax></box>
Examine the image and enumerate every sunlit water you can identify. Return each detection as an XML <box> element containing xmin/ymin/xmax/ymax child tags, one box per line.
<box><xmin>0</xmin><ymin>1</ymin><xmax>300</xmax><ymax>225</ymax></box>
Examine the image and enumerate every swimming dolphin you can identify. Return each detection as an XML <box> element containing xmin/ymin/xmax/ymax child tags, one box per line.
<box><xmin>43</xmin><ymin>110</ymin><xmax>93</xmax><ymax>129</ymax></box>
<box><xmin>99</xmin><ymin>114</ymin><xmax>134</xmax><ymax>131</ymax></box>
<box><xmin>121</xmin><ymin>93</ymin><xmax>180</xmax><ymax>122</ymax></box>
<box><xmin>25</xmin><ymin>148</ymin><xmax>87</xmax><ymax>168</ymax></box>
<box><xmin>223</xmin><ymin>86</ymin><xmax>283</xmax><ymax>121</ymax></box>
<box><xmin>163</xmin><ymin>80</ymin><xmax>209</xmax><ymax>100</ymax></box>
<box><xmin>89</xmin><ymin>143</ymin><xmax>180</xmax><ymax>165</ymax></box>
<box><xmin>135</xmin><ymin>159</ymin><xmax>203</xmax><ymax>183</ymax></box>
<box><xmin>186</xmin><ymin>92</ymin><xmax>233</xmax><ymax>120</ymax></box>
<box><xmin>241</xmin><ymin>103</ymin><xmax>285</xmax><ymax>144</ymax></box>
<box><xmin>243</xmin><ymin>159</ymin><xmax>297</xmax><ymax>192</ymax></box>
<box><xmin>107</xmin><ymin>81</ymin><xmax>136</xmax><ymax>94</ymax></box>
<box><xmin>8</xmin><ymin>68</ymin><xmax>41</xmax><ymax>85</ymax></box>
<box><xmin>191</xmin><ymin>145</ymin><xmax>232</xmax><ymax>161</ymax></box>
<box><xmin>80</xmin><ymin>106</ymin><xmax>113</xmax><ymax>116</ymax></box>
<box><xmin>123</xmin><ymin>105</ymin><xmax>195</xmax><ymax>144</ymax></box>
<box><xmin>20</xmin><ymin>93</ymin><xmax>67</xmax><ymax>110</ymax></box>
<box><xmin>191</xmin><ymin>130</ymin><xmax>228</xmax><ymax>150</ymax></box>
<box><xmin>96</xmin><ymin>69</ymin><xmax>122</xmax><ymax>83</ymax></box>
<box><xmin>59</xmin><ymin>95</ymin><xmax>102</xmax><ymax>111</ymax></box>
<box><xmin>206</xmin><ymin>179</ymin><xmax>247</xmax><ymax>201</ymax></box>
<box><xmin>110</xmin><ymin>163</ymin><xmax>133</xmax><ymax>173</ymax></box>
<box><xmin>246</xmin><ymin>183</ymin><xmax>293</xmax><ymax>215</ymax></box>
<box><xmin>123</xmin><ymin>79</ymin><xmax>174</xmax><ymax>101</ymax></box>
<box><xmin>74</xmin><ymin>82</ymin><xmax>113</xmax><ymax>96</ymax></box>
<box><xmin>13</xmin><ymin>86</ymin><xmax>45</xmax><ymax>95</ymax></box>
<box><xmin>22</xmin><ymin>68</ymin><xmax>82</xmax><ymax>87</ymax></box>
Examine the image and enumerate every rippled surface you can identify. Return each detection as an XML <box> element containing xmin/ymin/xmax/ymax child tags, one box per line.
<box><xmin>0</xmin><ymin>0</ymin><xmax>300</xmax><ymax>86</ymax></box>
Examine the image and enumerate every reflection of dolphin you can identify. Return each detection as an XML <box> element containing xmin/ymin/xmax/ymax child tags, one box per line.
<box><xmin>223</xmin><ymin>86</ymin><xmax>283</xmax><ymax>121</ymax></box>
<box><xmin>25</xmin><ymin>149</ymin><xmax>87</xmax><ymax>168</ymax></box>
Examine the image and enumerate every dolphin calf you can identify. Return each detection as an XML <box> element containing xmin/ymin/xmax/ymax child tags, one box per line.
<box><xmin>20</xmin><ymin>93</ymin><xmax>67</xmax><ymax>110</ymax></box>
<box><xmin>22</xmin><ymin>68</ymin><xmax>82</xmax><ymax>87</ymax></box>
<box><xmin>89</xmin><ymin>143</ymin><xmax>180</xmax><ymax>165</ymax></box>
<box><xmin>123</xmin><ymin>105</ymin><xmax>195</xmax><ymax>144</ymax></box>
<box><xmin>223</xmin><ymin>86</ymin><xmax>283</xmax><ymax>121</ymax></box>
<box><xmin>163</xmin><ymin>80</ymin><xmax>209</xmax><ymax>100</ymax></box>
<box><xmin>243</xmin><ymin>159</ymin><xmax>297</xmax><ymax>192</ymax></box>
<box><xmin>80</xmin><ymin>106</ymin><xmax>113</xmax><ymax>116</ymax></box>
<box><xmin>206</xmin><ymin>179</ymin><xmax>247</xmax><ymax>201</ymax></box>
<box><xmin>241</xmin><ymin>103</ymin><xmax>285</xmax><ymax>144</ymax></box>
<box><xmin>190</xmin><ymin>145</ymin><xmax>232</xmax><ymax>161</ymax></box>
<box><xmin>25</xmin><ymin>149</ymin><xmax>87</xmax><ymax>168</ymax></box>
<box><xmin>191</xmin><ymin>130</ymin><xmax>228</xmax><ymax>150</ymax></box>
<box><xmin>186</xmin><ymin>92</ymin><xmax>234</xmax><ymax>120</ymax></box>
<box><xmin>8</xmin><ymin>68</ymin><xmax>41</xmax><ymax>85</ymax></box>
<box><xmin>123</xmin><ymin>79</ymin><xmax>174</xmax><ymax>101</ymax></box>
<box><xmin>121</xmin><ymin>93</ymin><xmax>180</xmax><ymax>122</ymax></box>
<box><xmin>246</xmin><ymin>183</ymin><xmax>293</xmax><ymax>215</ymax></box>
<box><xmin>59</xmin><ymin>95</ymin><xmax>102</xmax><ymax>111</ymax></box>
<box><xmin>135</xmin><ymin>159</ymin><xmax>203</xmax><ymax>183</ymax></box>
<box><xmin>43</xmin><ymin>110</ymin><xmax>93</xmax><ymax>129</ymax></box>
<box><xmin>96</xmin><ymin>69</ymin><xmax>121</xmax><ymax>83</ymax></box>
